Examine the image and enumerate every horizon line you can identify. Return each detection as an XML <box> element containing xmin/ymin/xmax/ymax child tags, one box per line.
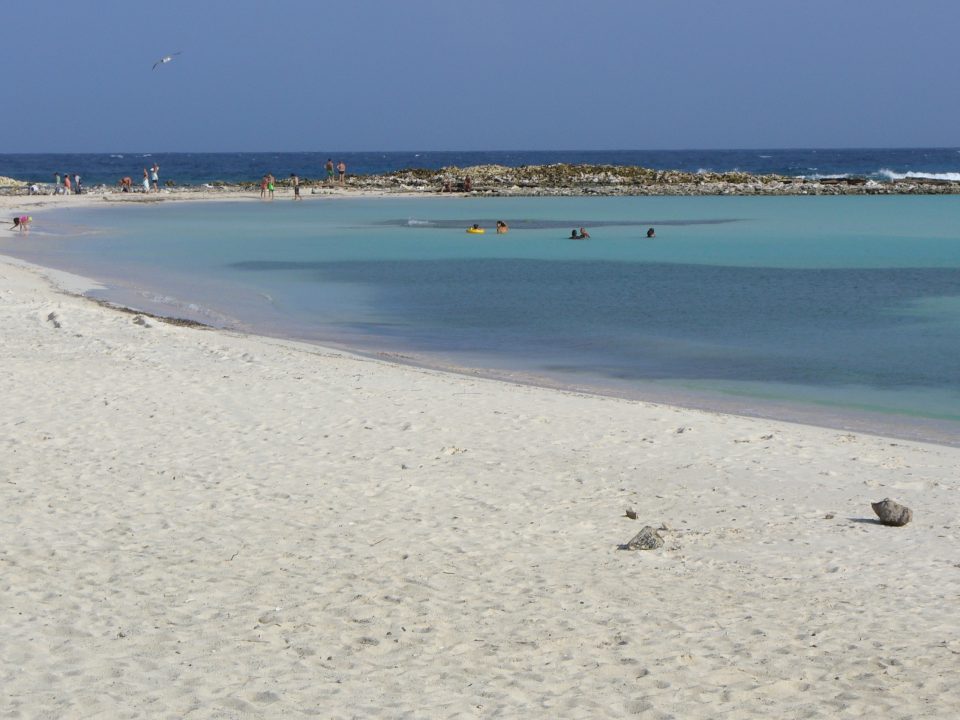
<box><xmin>1</xmin><ymin>146</ymin><xmax>959</xmax><ymax>156</ymax></box>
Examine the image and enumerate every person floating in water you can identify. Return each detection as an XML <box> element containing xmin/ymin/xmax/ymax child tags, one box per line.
<box><xmin>578</xmin><ymin>227</ymin><xmax>590</xmax><ymax>239</ymax></box>
<box><xmin>496</xmin><ymin>220</ymin><xmax>509</xmax><ymax>234</ymax></box>
<box><xmin>646</xmin><ymin>227</ymin><xmax>656</xmax><ymax>238</ymax></box>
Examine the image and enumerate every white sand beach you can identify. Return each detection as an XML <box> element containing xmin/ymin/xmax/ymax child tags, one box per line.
<box><xmin>2</xmin><ymin>198</ymin><xmax>960</xmax><ymax>718</ymax></box>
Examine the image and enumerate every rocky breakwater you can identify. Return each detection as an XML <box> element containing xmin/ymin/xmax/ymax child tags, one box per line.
<box><xmin>0</xmin><ymin>176</ymin><xmax>27</xmax><ymax>194</ymax></box>
<box><xmin>348</xmin><ymin>163</ymin><xmax>960</xmax><ymax>197</ymax></box>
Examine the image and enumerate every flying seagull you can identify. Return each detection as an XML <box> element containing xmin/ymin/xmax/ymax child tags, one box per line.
<box><xmin>152</xmin><ymin>52</ymin><xmax>181</xmax><ymax>70</ymax></box>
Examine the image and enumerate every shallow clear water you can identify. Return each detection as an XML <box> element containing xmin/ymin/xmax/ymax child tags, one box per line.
<box><xmin>5</xmin><ymin>195</ymin><xmax>960</xmax><ymax>442</ymax></box>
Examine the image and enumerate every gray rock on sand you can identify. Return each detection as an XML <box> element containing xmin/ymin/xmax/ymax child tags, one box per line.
<box><xmin>871</xmin><ymin>498</ymin><xmax>913</xmax><ymax>527</ymax></box>
<box><xmin>621</xmin><ymin>526</ymin><xmax>664</xmax><ymax>551</ymax></box>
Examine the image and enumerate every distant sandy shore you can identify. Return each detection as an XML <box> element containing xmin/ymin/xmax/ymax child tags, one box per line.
<box><xmin>5</xmin><ymin>159</ymin><xmax>960</xmax><ymax>204</ymax></box>
<box><xmin>0</xmin><ymin>184</ymin><xmax>397</xmax><ymax>215</ymax></box>
<box><xmin>2</xmin><ymin>226</ymin><xmax>959</xmax><ymax>716</ymax></box>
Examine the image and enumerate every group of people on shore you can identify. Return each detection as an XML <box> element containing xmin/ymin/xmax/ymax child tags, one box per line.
<box><xmin>257</xmin><ymin>160</ymin><xmax>347</xmax><ymax>201</ymax></box>
<box><xmin>260</xmin><ymin>173</ymin><xmax>276</xmax><ymax>200</ymax></box>
<box><xmin>116</xmin><ymin>164</ymin><xmax>161</xmax><ymax>193</ymax></box>
<box><xmin>442</xmin><ymin>175</ymin><xmax>473</xmax><ymax>193</ymax></box>
<box><xmin>52</xmin><ymin>173</ymin><xmax>82</xmax><ymax>195</ymax></box>
<box><xmin>325</xmin><ymin>158</ymin><xmax>347</xmax><ymax>184</ymax></box>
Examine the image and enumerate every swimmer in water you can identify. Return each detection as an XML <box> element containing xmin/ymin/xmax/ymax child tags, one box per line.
<box><xmin>646</xmin><ymin>227</ymin><xmax>656</xmax><ymax>238</ymax></box>
<box><xmin>578</xmin><ymin>227</ymin><xmax>590</xmax><ymax>239</ymax></box>
<box><xmin>496</xmin><ymin>220</ymin><xmax>509</xmax><ymax>234</ymax></box>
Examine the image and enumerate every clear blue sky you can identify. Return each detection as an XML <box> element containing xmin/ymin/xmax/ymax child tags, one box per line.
<box><xmin>2</xmin><ymin>0</ymin><xmax>957</xmax><ymax>152</ymax></box>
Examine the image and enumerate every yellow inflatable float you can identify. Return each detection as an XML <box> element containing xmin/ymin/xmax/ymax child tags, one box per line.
<box><xmin>466</xmin><ymin>225</ymin><xmax>485</xmax><ymax>234</ymax></box>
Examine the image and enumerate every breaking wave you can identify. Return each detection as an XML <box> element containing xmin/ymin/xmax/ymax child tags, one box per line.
<box><xmin>878</xmin><ymin>168</ymin><xmax>960</xmax><ymax>182</ymax></box>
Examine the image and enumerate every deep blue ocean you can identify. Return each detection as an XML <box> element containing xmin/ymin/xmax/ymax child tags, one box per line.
<box><xmin>4</xmin><ymin>148</ymin><xmax>960</xmax><ymax>185</ymax></box>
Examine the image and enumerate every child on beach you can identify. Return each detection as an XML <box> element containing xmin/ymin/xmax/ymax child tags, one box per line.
<box><xmin>10</xmin><ymin>216</ymin><xmax>31</xmax><ymax>231</ymax></box>
<box><xmin>142</xmin><ymin>169</ymin><xmax>150</xmax><ymax>192</ymax></box>
<box><xmin>260</xmin><ymin>175</ymin><xmax>268</xmax><ymax>199</ymax></box>
<box><xmin>267</xmin><ymin>174</ymin><xmax>275</xmax><ymax>199</ymax></box>
<box><xmin>291</xmin><ymin>173</ymin><xmax>301</xmax><ymax>200</ymax></box>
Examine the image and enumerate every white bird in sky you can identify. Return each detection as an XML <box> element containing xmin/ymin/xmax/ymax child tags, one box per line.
<box><xmin>152</xmin><ymin>52</ymin><xmax>181</xmax><ymax>70</ymax></box>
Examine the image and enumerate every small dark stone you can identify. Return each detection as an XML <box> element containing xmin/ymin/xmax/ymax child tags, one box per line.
<box><xmin>620</xmin><ymin>526</ymin><xmax>664</xmax><ymax>551</ymax></box>
<box><xmin>625</xmin><ymin>508</ymin><xmax>638</xmax><ymax>520</ymax></box>
<box><xmin>871</xmin><ymin>498</ymin><xmax>913</xmax><ymax>527</ymax></box>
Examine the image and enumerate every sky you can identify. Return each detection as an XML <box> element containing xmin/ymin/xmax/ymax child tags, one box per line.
<box><xmin>2</xmin><ymin>0</ymin><xmax>958</xmax><ymax>152</ymax></box>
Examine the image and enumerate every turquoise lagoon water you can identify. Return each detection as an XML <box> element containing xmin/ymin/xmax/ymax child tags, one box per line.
<box><xmin>6</xmin><ymin>195</ymin><xmax>960</xmax><ymax>443</ymax></box>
